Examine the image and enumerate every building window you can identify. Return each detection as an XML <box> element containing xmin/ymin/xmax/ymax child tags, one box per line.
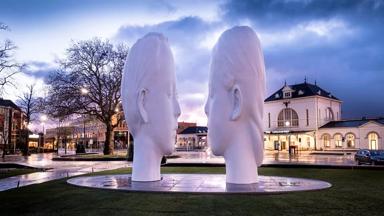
<box><xmin>326</xmin><ymin>108</ymin><xmax>334</xmax><ymax>121</ymax></box>
<box><xmin>346</xmin><ymin>133</ymin><xmax>355</xmax><ymax>148</ymax></box>
<box><xmin>306</xmin><ymin>109</ymin><xmax>309</xmax><ymax>126</ymax></box>
<box><xmin>322</xmin><ymin>134</ymin><xmax>330</xmax><ymax>148</ymax></box>
<box><xmin>334</xmin><ymin>134</ymin><xmax>342</xmax><ymax>148</ymax></box>
<box><xmin>368</xmin><ymin>132</ymin><xmax>379</xmax><ymax>150</ymax></box>
<box><xmin>283</xmin><ymin>92</ymin><xmax>292</xmax><ymax>98</ymax></box>
<box><xmin>277</xmin><ymin>108</ymin><xmax>299</xmax><ymax>127</ymax></box>
<box><xmin>268</xmin><ymin>113</ymin><xmax>271</xmax><ymax>128</ymax></box>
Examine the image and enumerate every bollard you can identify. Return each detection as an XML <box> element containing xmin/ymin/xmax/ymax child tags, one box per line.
<box><xmin>17</xmin><ymin>180</ymin><xmax>20</xmax><ymax>188</ymax></box>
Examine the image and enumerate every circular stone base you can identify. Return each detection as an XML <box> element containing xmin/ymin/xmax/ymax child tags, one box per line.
<box><xmin>67</xmin><ymin>174</ymin><xmax>331</xmax><ymax>194</ymax></box>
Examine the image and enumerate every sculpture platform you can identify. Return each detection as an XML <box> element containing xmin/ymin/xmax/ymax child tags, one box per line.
<box><xmin>67</xmin><ymin>174</ymin><xmax>331</xmax><ymax>194</ymax></box>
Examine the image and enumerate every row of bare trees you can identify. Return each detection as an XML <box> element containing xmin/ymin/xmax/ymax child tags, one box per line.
<box><xmin>1</xmin><ymin>21</ymin><xmax>130</xmax><ymax>155</ymax></box>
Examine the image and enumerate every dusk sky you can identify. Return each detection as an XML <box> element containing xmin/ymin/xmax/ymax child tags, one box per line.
<box><xmin>1</xmin><ymin>0</ymin><xmax>383</xmax><ymax>126</ymax></box>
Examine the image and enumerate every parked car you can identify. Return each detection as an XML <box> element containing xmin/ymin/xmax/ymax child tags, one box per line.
<box><xmin>355</xmin><ymin>149</ymin><xmax>384</xmax><ymax>165</ymax></box>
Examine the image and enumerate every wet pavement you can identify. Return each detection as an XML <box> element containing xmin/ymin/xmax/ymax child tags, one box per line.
<box><xmin>67</xmin><ymin>174</ymin><xmax>332</xmax><ymax>194</ymax></box>
<box><xmin>0</xmin><ymin>150</ymin><xmax>356</xmax><ymax>192</ymax></box>
<box><xmin>168</xmin><ymin>150</ymin><xmax>357</xmax><ymax>166</ymax></box>
<box><xmin>0</xmin><ymin>153</ymin><xmax>130</xmax><ymax>191</ymax></box>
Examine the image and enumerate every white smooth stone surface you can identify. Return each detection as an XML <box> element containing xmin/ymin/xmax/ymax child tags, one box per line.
<box><xmin>67</xmin><ymin>174</ymin><xmax>331</xmax><ymax>194</ymax></box>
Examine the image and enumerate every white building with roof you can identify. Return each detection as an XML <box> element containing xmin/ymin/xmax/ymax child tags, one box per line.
<box><xmin>263</xmin><ymin>81</ymin><xmax>383</xmax><ymax>151</ymax></box>
<box><xmin>176</xmin><ymin>126</ymin><xmax>208</xmax><ymax>151</ymax></box>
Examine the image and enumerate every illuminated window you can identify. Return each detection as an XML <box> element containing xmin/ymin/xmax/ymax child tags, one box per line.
<box><xmin>346</xmin><ymin>133</ymin><xmax>355</xmax><ymax>148</ymax></box>
<box><xmin>277</xmin><ymin>108</ymin><xmax>299</xmax><ymax>127</ymax></box>
<box><xmin>368</xmin><ymin>132</ymin><xmax>378</xmax><ymax>150</ymax></box>
<box><xmin>322</xmin><ymin>134</ymin><xmax>330</xmax><ymax>148</ymax></box>
<box><xmin>334</xmin><ymin>134</ymin><xmax>342</xmax><ymax>148</ymax></box>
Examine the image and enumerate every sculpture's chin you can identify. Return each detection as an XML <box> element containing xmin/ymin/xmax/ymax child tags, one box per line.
<box><xmin>162</xmin><ymin>145</ymin><xmax>174</xmax><ymax>156</ymax></box>
<box><xmin>210</xmin><ymin>144</ymin><xmax>225</xmax><ymax>156</ymax></box>
<box><xmin>161</xmin><ymin>134</ymin><xmax>175</xmax><ymax>155</ymax></box>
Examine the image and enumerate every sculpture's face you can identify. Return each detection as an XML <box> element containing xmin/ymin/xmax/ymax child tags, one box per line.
<box><xmin>205</xmin><ymin>81</ymin><xmax>231</xmax><ymax>156</ymax></box>
<box><xmin>121</xmin><ymin>33</ymin><xmax>180</xmax><ymax>155</ymax></box>
<box><xmin>144</xmin><ymin>75</ymin><xmax>180</xmax><ymax>155</ymax></box>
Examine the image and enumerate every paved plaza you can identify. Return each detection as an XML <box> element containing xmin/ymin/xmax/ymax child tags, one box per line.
<box><xmin>0</xmin><ymin>150</ymin><xmax>357</xmax><ymax>192</ymax></box>
<box><xmin>169</xmin><ymin>150</ymin><xmax>357</xmax><ymax>166</ymax></box>
<box><xmin>0</xmin><ymin>153</ymin><xmax>129</xmax><ymax>191</ymax></box>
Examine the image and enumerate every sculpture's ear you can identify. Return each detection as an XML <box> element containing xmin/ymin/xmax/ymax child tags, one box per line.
<box><xmin>230</xmin><ymin>84</ymin><xmax>242</xmax><ymax>121</ymax></box>
<box><xmin>138</xmin><ymin>88</ymin><xmax>148</xmax><ymax>123</ymax></box>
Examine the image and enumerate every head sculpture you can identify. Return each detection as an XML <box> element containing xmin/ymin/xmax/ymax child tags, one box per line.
<box><xmin>205</xmin><ymin>26</ymin><xmax>266</xmax><ymax>184</ymax></box>
<box><xmin>121</xmin><ymin>33</ymin><xmax>181</xmax><ymax>181</ymax></box>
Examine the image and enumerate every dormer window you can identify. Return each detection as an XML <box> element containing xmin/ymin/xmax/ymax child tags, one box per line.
<box><xmin>317</xmin><ymin>90</ymin><xmax>321</xmax><ymax>95</ymax></box>
<box><xmin>282</xmin><ymin>85</ymin><xmax>294</xmax><ymax>99</ymax></box>
<box><xmin>275</xmin><ymin>93</ymin><xmax>280</xmax><ymax>99</ymax></box>
<box><xmin>284</xmin><ymin>92</ymin><xmax>292</xmax><ymax>98</ymax></box>
<box><xmin>298</xmin><ymin>90</ymin><xmax>304</xmax><ymax>95</ymax></box>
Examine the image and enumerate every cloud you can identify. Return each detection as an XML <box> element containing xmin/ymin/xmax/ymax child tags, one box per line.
<box><xmin>22</xmin><ymin>61</ymin><xmax>58</xmax><ymax>81</ymax></box>
<box><xmin>220</xmin><ymin>0</ymin><xmax>384</xmax><ymax>119</ymax></box>
<box><xmin>2</xmin><ymin>0</ymin><xmax>384</xmax><ymax>122</ymax></box>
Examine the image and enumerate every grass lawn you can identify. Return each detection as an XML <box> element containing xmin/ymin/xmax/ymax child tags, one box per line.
<box><xmin>0</xmin><ymin>168</ymin><xmax>37</xmax><ymax>179</ymax></box>
<box><xmin>1</xmin><ymin>167</ymin><xmax>384</xmax><ymax>216</ymax></box>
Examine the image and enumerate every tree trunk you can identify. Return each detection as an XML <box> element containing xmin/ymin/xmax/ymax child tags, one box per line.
<box><xmin>21</xmin><ymin>129</ymin><xmax>29</xmax><ymax>156</ymax></box>
<box><xmin>103</xmin><ymin>124</ymin><xmax>114</xmax><ymax>155</ymax></box>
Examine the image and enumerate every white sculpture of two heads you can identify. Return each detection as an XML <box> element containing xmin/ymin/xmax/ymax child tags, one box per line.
<box><xmin>121</xmin><ymin>33</ymin><xmax>181</xmax><ymax>181</ymax></box>
<box><xmin>121</xmin><ymin>26</ymin><xmax>265</xmax><ymax>184</ymax></box>
<box><xmin>205</xmin><ymin>26</ymin><xmax>266</xmax><ymax>184</ymax></box>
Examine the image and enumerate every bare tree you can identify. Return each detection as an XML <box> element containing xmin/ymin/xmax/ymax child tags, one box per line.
<box><xmin>45</xmin><ymin>38</ymin><xmax>128</xmax><ymax>155</ymax></box>
<box><xmin>16</xmin><ymin>85</ymin><xmax>43</xmax><ymax>155</ymax></box>
<box><xmin>0</xmin><ymin>22</ymin><xmax>22</xmax><ymax>92</ymax></box>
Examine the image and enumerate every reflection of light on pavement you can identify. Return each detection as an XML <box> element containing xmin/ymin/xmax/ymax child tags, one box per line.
<box><xmin>168</xmin><ymin>151</ymin><xmax>356</xmax><ymax>166</ymax></box>
<box><xmin>0</xmin><ymin>153</ymin><xmax>129</xmax><ymax>191</ymax></box>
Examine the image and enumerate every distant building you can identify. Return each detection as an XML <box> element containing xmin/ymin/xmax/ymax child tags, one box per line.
<box><xmin>177</xmin><ymin>122</ymin><xmax>197</xmax><ymax>134</ymax></box>
<box><xmin>45</xmin><ymin>111</ymin><xmax>130</xmax><ymax>151</ymax></box>
<box><xmin>176</xmin><ymin>126</ymin><xmax>208</xmax><ymax>151</ymax></box>
<box><xmin>45</xmin><ymin>126</ymin><xmax>76</xmax><ymax>150</ymax></box>
<box><xmin>264</xmin><ymin>81</ymin><xmax>383</xmax><ymax>151</ymax></box>
<box><xmin>0</xmin><ymin>98</ymin><xmax>26</xmax><ymax>153</ymax></box>
<box><xmin>318</xmin><ymin>118</ymin><xmax>384</xmax><ymax>150</ymax></box>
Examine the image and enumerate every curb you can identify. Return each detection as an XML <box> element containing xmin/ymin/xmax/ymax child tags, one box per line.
<box><xmin>163</xmin><ymin>162</ymin><xmax>384</xmax><ymax>170</ymax></box>
<box><xmin>52</xmin><ymin>157</ymin><xmax>129</xmax><ymax>161</ymax></box>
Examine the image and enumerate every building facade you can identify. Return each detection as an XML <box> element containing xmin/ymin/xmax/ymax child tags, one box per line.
<box><xmin>318</xmin><ymin>118</ymin><xmax>384</xmax><ymax>150</ymax></box>
<box><xmin>264</xmin><ymin>81</ymin><xmax>384</xmax><ymax>151</ymax></box>
<box><xmin>176</xmin><ymin>126</ymin><xmax>208</xmax><ymax>151</ymax></box>
<box><xmin>0</xmin><ymin>99</ymin><xmax>26</xmax><ymax>153</ymax></box>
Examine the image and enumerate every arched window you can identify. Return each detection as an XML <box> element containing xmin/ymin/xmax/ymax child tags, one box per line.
<box><xmin>322</xmin><ymin>134</ymin><xmax>331</xmax><ymax>148</ymax></box>
<box><xmin>346</xmin><ymin>133</ymin><xmax>355</xmax><ymax>148</ymax></box>
<box><xmin>368</xmin><ymin>132</ymin><xmax>379</xmax><ymax>150</ymax></box>
<box><xmin>277</xmin><ymin>108</ymin><xmax>299</xmax><ymax>127</ymax></box>
<box><xmin>326</xmin><ymin>108</ymin><xmax>334</xmax><ymax>121</ymax></box>
<box><xmin>334</xmin><ymin>134</ymin><xmax>342</xmax><ymax>148</ymax></box>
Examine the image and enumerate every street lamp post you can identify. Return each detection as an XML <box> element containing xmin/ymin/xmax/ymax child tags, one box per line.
<box><xmin>80</xmin><ymin>87</ymin><xmax>89</xmax><ymax>154</ymax></box>
<box><xmin>40</xmin><ymin>115</ymin><xmax>47</xmax><ymax>153</ymax></box>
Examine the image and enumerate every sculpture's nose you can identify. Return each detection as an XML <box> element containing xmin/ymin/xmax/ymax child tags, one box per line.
<box><xmin>174</xmin><ymin>98</ymin><xmax>181</xmax><ymax>118</ymax></box>
<box><xmin>204</xmin><ymin>99</ymin><xmax>209</xmax><ymax>117</ymax></box>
